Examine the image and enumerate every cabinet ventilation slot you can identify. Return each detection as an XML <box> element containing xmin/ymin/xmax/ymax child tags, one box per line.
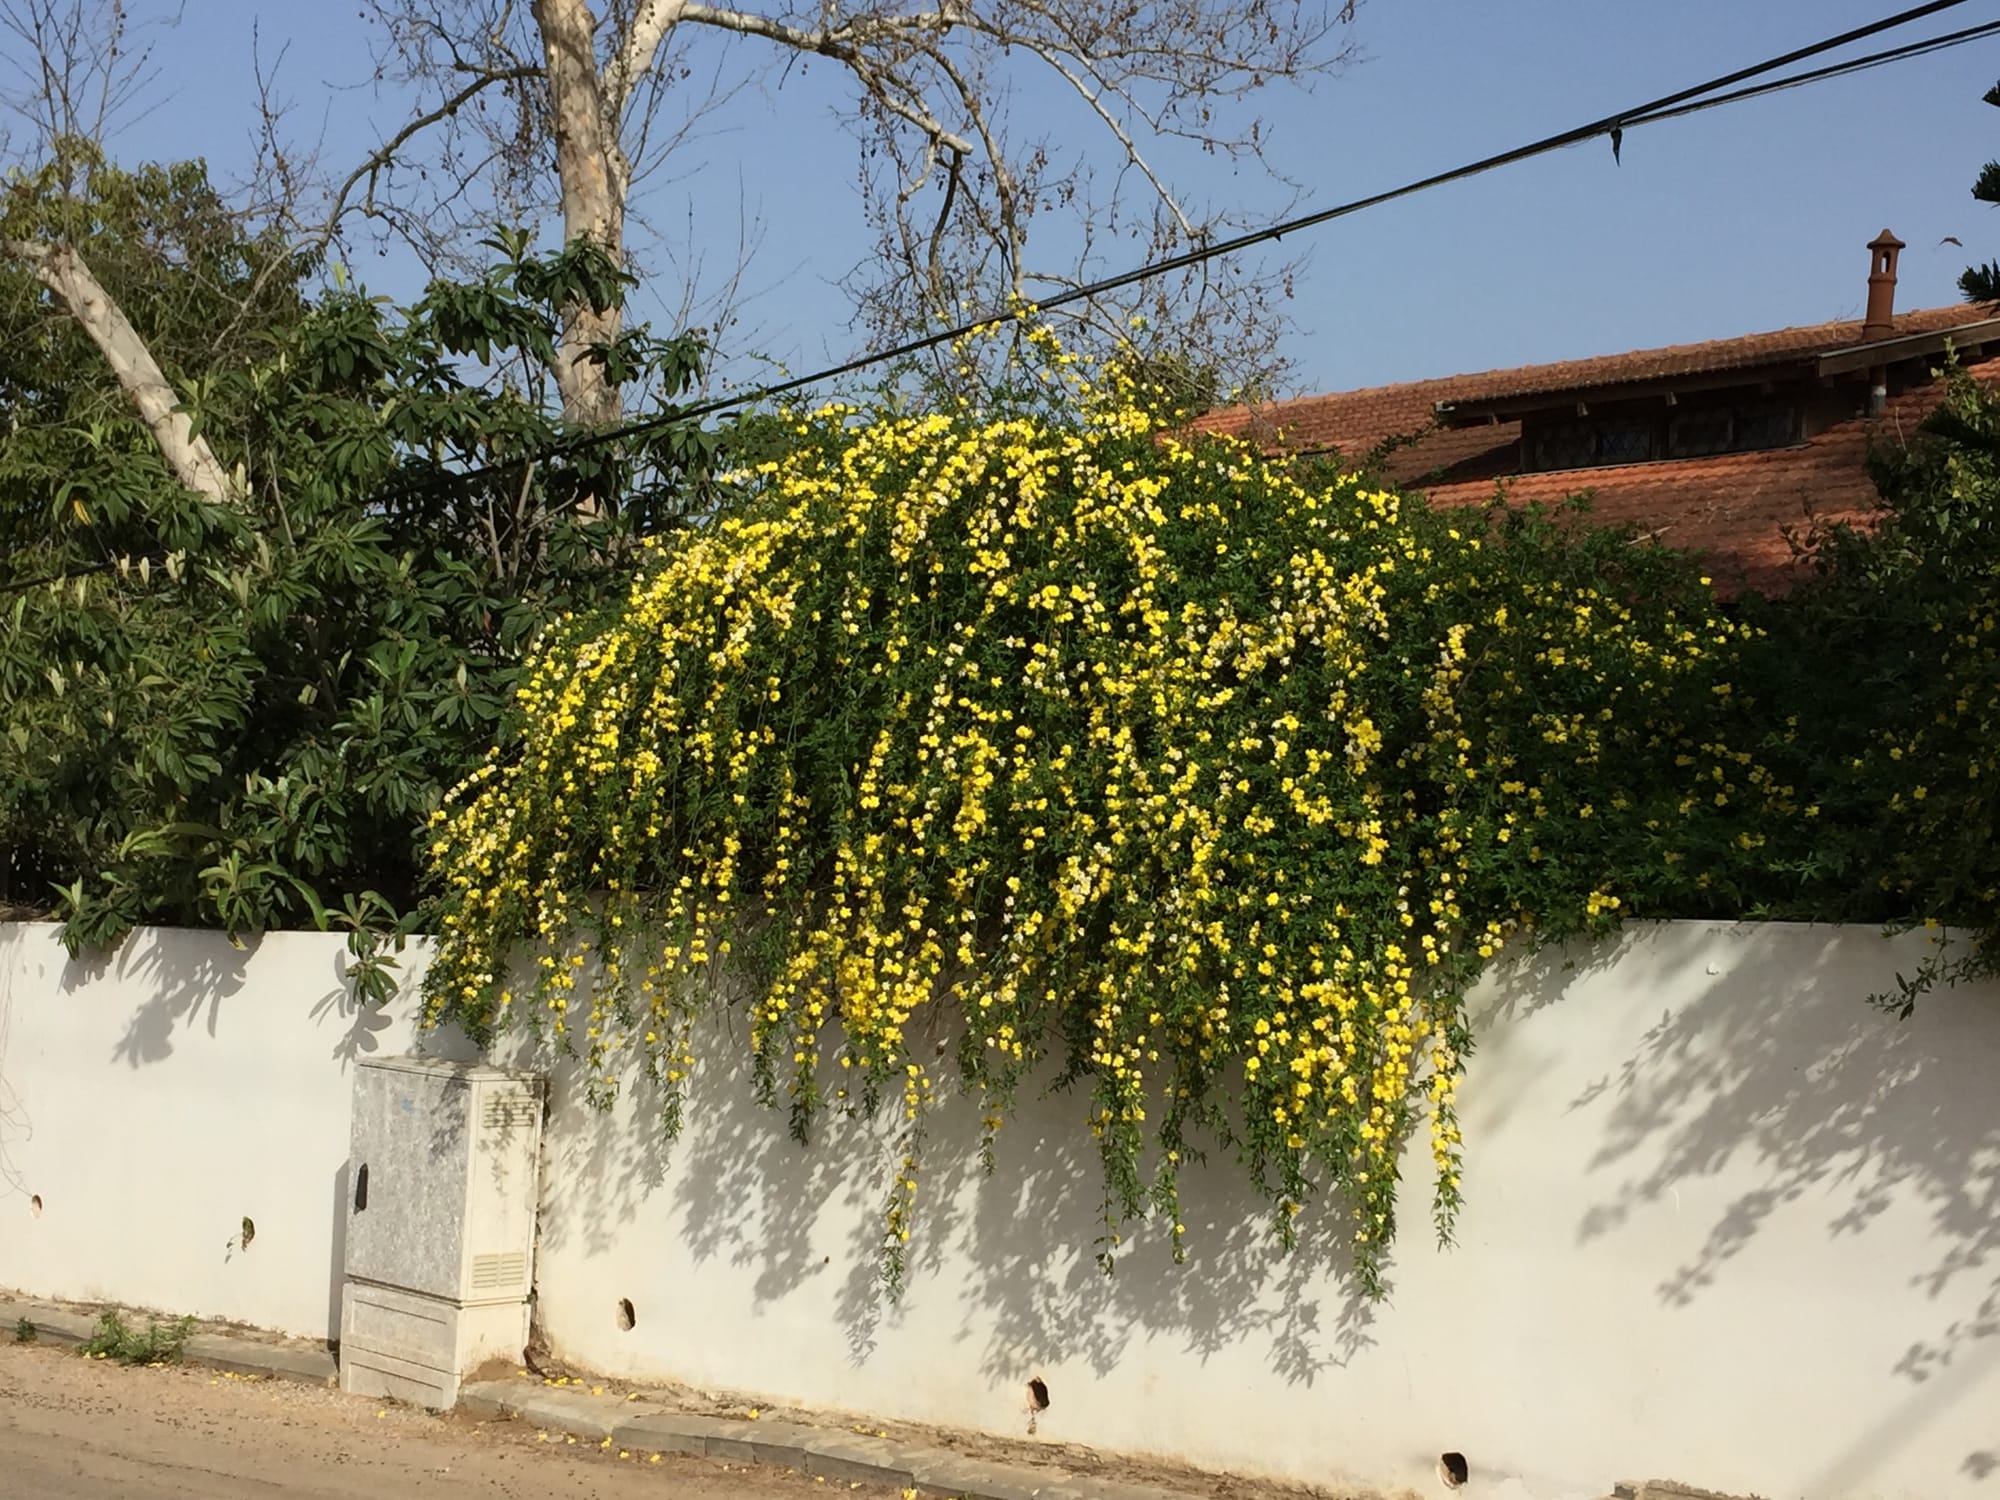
<box><xmin>470</xmin><ymin>1251</ymin><xmax>528</xmax><ymax>1292</ymax></box>
<box><xmin>481</xmin><ymin>1095</ymin><xmax>538</xmax><ymax>1131</ymax></box>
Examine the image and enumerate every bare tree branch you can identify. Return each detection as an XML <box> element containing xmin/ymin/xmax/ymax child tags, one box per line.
<box><xmin>603</xmin><ymin>0</ymin><xmax>686</xmax><ymax>123</ymax></box>
<box><xmin>1001</xmin><ymin>37</ymin><xmax>1194</xmax><ymax>240</ymax></box>
<box><xmin>674</xmin><ymin>4</ymin><xmax>973</xmax><ymax>153</ymax></box>
<box><xmin>317</xmin><ymin>63</ymin><xmax>542</xmax><ymax>252</ymax></box>
<box><xmin>354</xmin><ymin>0</ymin><xmax>1361</xmax><ymax>414</ymax></box>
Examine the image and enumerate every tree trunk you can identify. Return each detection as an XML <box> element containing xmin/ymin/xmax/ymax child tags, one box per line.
<box><xmin>531</xmin><ymin>0</ymin><xmax>627</xmax><ymax>430</ymax></box>
<box><xmin>6</xmin><ymin>238</ymin><xmax>240</xmax><ymax>505</ymax></box>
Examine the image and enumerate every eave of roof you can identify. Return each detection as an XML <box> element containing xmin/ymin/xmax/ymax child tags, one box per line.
<box><xmin>1814</xmin><ymin>315</ymin><xmax>2000</xmax><ymax>376</ymax></box>
<box><xmin>1433</xmin><ymin>363</ymin><xmax>1817</xmax><ymax>426</ymax></box>
<box><xmin>1431</xmin><ymin>311</ymin><xmax>2000</xmax><ymax>427</ymax></box>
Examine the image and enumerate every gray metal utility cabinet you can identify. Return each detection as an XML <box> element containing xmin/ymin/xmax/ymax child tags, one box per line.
<box><xmin>338</xmin><ymin>1056</ymin><xmax>544</xmax><ymax>1409</ymax></box>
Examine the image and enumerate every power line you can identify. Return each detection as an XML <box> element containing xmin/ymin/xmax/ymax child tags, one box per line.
<box><xmin>369</xmin><ymin>0</ymin><xmax>1984</xmax><ymax>506</ymax></box>
<box><xmin>4</xmin><ymin>0</ymin><xmax>1991</xmax><ymax>599</ymax></box>
<box><xmin>1621</xmin><ymin>15</ymin><xmax>2000</xmax><ymax>130</ymax></box>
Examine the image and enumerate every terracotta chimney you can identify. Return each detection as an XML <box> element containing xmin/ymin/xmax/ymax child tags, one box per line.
<box><xmin>1863</xmin><ymin>228</ymin><xmax>1904</xmax><ymax>340</ymax></box>
<box><xmin>1863</xmin><ymin>228</ymin><xmax>1905</xmax><ymax>416</ymax></box>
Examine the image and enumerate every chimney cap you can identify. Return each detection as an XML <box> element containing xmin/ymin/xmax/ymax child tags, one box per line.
<box><xmin>1863</xmin><ymin>228</ymin><xmax>1903</xmax><ymax>342</ymax></box>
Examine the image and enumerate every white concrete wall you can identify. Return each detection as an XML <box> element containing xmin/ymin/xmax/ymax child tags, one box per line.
<box><xmin>3</xmin><ymin>919</ymin><xmax>1997</xmax><ymax>1500</ymax></box>
<box><xmin>0</xmin><ymin>922</ymin><xmax>449</xmax><ymax>1337</ymax></box>
<box><xmin>526</xmin><ymin>921</ymin><xmax>2000</xmax><ymax>1500</ymax></box>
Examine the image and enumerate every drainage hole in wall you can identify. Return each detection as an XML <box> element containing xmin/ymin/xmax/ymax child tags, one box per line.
<box><xmin>617</xmin><ymin>1297</ymin><xmax>636</xmax><ymax>1332</ymax></box>
<box><xmin>1438</xmin><ymin>1452</ymin><xmax>1469</xmax><ymax>1489</ymax></box>
<box><xmin>1024</xmin><ymin>1377</ymin><xmax>1050</xmax><ymax>1435</ymax></box>
<box><xmin>29</xmin><ymin>1194</ymin><xmax>42</xmax><ymax>1218</ymax></box>
<box><xmin>353</xmin><ymin>1163</ymin><xmax>369</xmax><ymax>1213</ymax></box>
<box><xmin>240</xmin><ymin>1216</ymin><xmax>256</xmax><ymax>1250</ymax></box>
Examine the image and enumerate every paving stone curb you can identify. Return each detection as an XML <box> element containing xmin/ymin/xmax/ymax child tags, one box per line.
<box><xmin>1</xmin><ymin>1296</ymin><xmax>339</xmax><ymax>1388</ymax></box>
<box><xmin>472</xmin><ymin>1380</ymin><xmax>1186</xmax><ymax>1500</ymax></box>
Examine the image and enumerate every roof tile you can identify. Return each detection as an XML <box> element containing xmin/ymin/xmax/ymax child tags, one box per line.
<box><xmin>1196</xmin><ymin>305</ymin><xmax>2000</xmax><ymax>596</ymax></box>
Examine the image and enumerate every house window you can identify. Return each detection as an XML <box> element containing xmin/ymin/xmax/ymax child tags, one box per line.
<box><xmin>1524</xmin><ymin>414</ymin><xmax>1654</xmax><ymax>471</ymax></box>
<box><xmin>1523</xmin><ymin>396</ymin><xmax>1803</xmax><ymax>473</ymax></box>
<box><xmin>1595</xmin><ymin>418</ymin><xmax>1655</xmax><ymax>465</ymax></box>
<box><xmin>1527</xmin><ymin>420</ymin><xmax>1596</xmax><ymax>472</ymax></box>
<box><xmin>1732</xmin><ymin>401</ymin><xmax>1801</xmax><ymax>450</ymax></box>
<box><xmin>1666</xmin><ymin>407</ymin><xmax>1734</xmax><ymax>458</ymax></box>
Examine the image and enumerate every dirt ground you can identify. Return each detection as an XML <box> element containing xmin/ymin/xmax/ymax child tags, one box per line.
<box><xmin>0</xmin><ymin>1339</ymin><xmax>908</xmax><ymax>1499</ymax></box>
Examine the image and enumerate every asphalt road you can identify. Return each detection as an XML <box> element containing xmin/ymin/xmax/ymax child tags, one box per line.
<box><xmin>0</xmin><ymin>1340</ymin><xmax>887</xmax><ymax>1499</ymax></box>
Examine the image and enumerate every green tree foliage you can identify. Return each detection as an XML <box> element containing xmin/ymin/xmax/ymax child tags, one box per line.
<box><xmin>1740</xmin><ymin>357</ymin><xmax>2000</xmax><ymax>1009</ymax></box>
<box><xmin>1</xmin><ymin>149</ymin><xmax>739</xmax><ymax>978</ymax></box>
<box><xmin>1960</xmin><ymin>83</ymin><xmax>2000</xmax><ymax>302</ymax></box>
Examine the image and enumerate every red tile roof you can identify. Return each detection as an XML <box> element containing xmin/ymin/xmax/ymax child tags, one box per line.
<box><xmin>1197</xmin><ymin>305</ymin><xmax>2000</xmax><ymax>596</ymax></box>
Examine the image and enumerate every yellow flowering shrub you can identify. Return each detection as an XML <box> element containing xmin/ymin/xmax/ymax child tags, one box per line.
<box><xmin>421</xmin><ymin>330</ymin><xmax>1785</xmax><ymax>1293</ymax></box>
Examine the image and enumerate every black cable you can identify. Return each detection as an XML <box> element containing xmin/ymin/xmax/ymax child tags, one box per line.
<box><xmin>1622</xmin><ymin>15</ymin><xmax>2000</xmax><ymax>131</ymax></box>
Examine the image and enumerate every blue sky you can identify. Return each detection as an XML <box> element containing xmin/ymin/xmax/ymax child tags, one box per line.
<box><xmin>85</xmin><ymin>0</ymin><xmax>2000</xmax><ymax>398</ymax></box>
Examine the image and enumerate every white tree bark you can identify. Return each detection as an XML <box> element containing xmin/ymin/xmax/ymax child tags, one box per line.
<box><xmin>531</xmin><ymin>0</ymin><xmax>629</xmax><ymax>430</ymax></box>
<box><xmin>4</xmin><ymin>236</ymin><xmax>241</xmax><ymax>505</ymax></box>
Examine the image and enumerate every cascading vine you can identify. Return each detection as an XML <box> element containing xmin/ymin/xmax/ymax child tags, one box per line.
<box><xmin>422</xmin><ymin>326</ymin><xmax>1790</xmax><ymax>1295</ymax></box>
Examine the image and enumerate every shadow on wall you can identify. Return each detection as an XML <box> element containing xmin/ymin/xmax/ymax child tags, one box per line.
<box><xmin>328</xmin><ymin>1159</ymin><xmax>351</xmax><ymax>1341</ymax></box>
<box><xmin>79</xmin><ymin>929</ymin><xmax>260</xmax><ymax>1068</ymax></box>
<box><xmin>534</xmin><ymin>998</ymin><xmax>1387</xmax><ymax>1390</ymax></box>
<box><xmin>311</xmin><ymin>944</ymin><xmax>406</xmax><ymax>1068</ymax></box>
<box><xmin>54</xmin><ymin>926</ymin><xmax>407</xmax><ymax>1071</ymax></box>
<box><xmin>0</xmin><ymin>926</ymin><xmax>34</xmax><ymax>1202</ymax></box>
<box><xmin>529</xmin><ymin>920</ymin><xmax>2000</xmax><ymax>1484</ymax></box>
<box><xmin>1492</xmin><ymin>922</ymin><xmax>2000</xmax><ymax>1494</ymax></box>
